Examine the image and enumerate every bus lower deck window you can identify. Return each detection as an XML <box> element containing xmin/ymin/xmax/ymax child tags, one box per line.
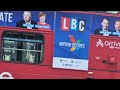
<box><xmin>2</xmin><ymin>31</ymin><xmax>44</xmax><ymax>64</ymax></box>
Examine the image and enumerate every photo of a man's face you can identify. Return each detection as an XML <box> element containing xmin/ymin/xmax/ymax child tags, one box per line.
<box><xmin>23</xmin><ymin>11</ymin><xmax>31</xmax><ymax>22</ymax></box>
<box><xmin>115</xmin><ymin>21</ymin><xmax>120</xmax><ymax>31</ymax></box>
<box><xmin>101</xmin><ymin>19</ymin><xmax>109</xmax><ymax>30</ymax></box>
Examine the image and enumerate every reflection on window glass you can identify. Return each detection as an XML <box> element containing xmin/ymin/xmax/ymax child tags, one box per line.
<box><xmin>2</xmin><ymin>31</ymin><xmax>44</xmax><ymax>64</ymax></box>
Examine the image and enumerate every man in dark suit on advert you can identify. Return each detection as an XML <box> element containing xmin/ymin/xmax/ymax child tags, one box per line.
<box><xmin>16</xmin><ymin>11</ymin><xmax>37</xmax><ymax>29</ymax></box>
<box><xmin>112</xmin><ymin>20</ymin><xmax>120</xmax><ymax>37</ymax></box>
<box><xmin>94</xmin><ymin>18</ymin><xmax>112</xmax><ymax>36</ymax></box>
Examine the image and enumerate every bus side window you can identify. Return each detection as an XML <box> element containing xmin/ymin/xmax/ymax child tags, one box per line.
<box><xmin>2</xmin><ymin>40</ymin><xmax>16</xmax><ymax>61</ymax></box>
<box><xmin>2</xmin><ymin>31</ymin><xmax>44</xmax><ymax>64</ymax></box>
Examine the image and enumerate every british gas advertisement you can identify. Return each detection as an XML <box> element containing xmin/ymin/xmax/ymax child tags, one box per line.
<box><xmin>0</xmin><ymin>11</ymin><xmax>120</xmax><ymax>71</ymax></box>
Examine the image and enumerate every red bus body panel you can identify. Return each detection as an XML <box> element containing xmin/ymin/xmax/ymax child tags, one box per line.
<box><xmin>0</xmin><ymin>26</ymin><xmax>87</xmax><ymax>79</ymax></box>
<box><xmin>89</xmin><ymin>35</ymin><xmax>120</xmax><ymax>79</ymax></box>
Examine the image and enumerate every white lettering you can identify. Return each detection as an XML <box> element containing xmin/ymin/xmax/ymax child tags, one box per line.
<box><xmin>99</xmin><ymin>39</ymin><xmax>120</xmax><ymax>49</ymax></box>
<box><xmin>59</xmin><ymin>42</ymin><xmax>72</xmax><ymax>47</ymax></box>
<box><xmin>59</xmin><ymin>42</ymin><xmax>64</xmax><ymax>46</ymax></box>
<box><xmin>0</xmin><ymin>12</ymin><xmax>13</xmax><ymax>22</ymax></box>
<box><xmin>8</xmin><ymin>13</ymin><xmax>13</xmax><ymax>22</ymax></box>
<box><xmin>105</xmin><ymin>41</ymin><xmax>109</xmax><ymax>46</ymax></box>
<box><xmin>71</xmin><ymin>19</ymin><xmax>77</xmax><ymax>29</ymax></box>
<box><xmin>59</xmin><ymin>42</ymin><xmax>85</xmax><ymax>49</ymax></box>
<box><xmin>63</xmin><ymin>18</ymin><xmax>68</xmax><ymax>29</ymax></box>
<box><xmin>72</xmin><ymin>43</ymin><xmax>76</xmax><ymax>47</ymax></box>
<box><xmin>79</xmin><ymin>20</ymin><xmax>85</xmax><ymax>31</ymax></box>
<box><xmin>105</xmin><ymin>41</ymin><xmax>120</xmax><ymax>47</ymax></box>
<box><xmin>4</xmin><ymin>12</ymin><xmax>9</xmax><ymax>22</ymax></box>
<box><xmin>0</xmin><ymin>12</ymin><xmax>4</xmax><ymax>21</ymax></box>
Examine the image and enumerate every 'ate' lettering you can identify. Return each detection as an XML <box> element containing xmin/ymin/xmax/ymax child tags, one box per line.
<box><xmin>0</xmin><ymin>12</ymin><xmax>13</xmax><ymax>22</ymax></box>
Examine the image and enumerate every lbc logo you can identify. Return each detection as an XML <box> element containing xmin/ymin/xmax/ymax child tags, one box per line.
<box><xmin>61</xmin><ymin>17</ymin><xmax>86</xmax><ymax>32</ymax></box>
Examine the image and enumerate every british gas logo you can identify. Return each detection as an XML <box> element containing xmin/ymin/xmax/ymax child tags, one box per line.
<box><xmin>59</xmin><ymin>35</ymin><xmax>85</xmax><ymax>51</ymax></box>
<box><xmin>61</xmin><ymin>17</ymin><xmax>86</xmax><ymax>31</ymax></box>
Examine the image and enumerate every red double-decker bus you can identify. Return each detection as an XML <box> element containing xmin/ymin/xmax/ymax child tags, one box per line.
<box><xmin>1</xmin><ymin>11</ymin><xmax>120</xmax><ymax>79</ymax></box>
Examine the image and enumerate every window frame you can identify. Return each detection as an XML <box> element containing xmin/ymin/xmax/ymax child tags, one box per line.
<box><xmin>1</xmin><ymin>30</ymin><xmax>44</xmax><ymax>65</ymax></box>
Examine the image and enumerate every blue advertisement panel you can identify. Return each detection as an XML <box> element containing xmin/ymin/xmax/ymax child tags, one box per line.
<box><xmin>53</xmin><ymin>12</ymin><xmax>92</xmax><ymax>70</ymax></box>
<box><xmin>54</xmin><ymin>12</ymin><xmax>92</xmax><ymax>59</ymax></box>
<box><xmin>92</xmin><ymin>14</ymin><xmax>120</xmax><ymax>36</ymax></box>
<box><xmin>0</xmin><ymin>11</ymin><xmax>55</xmax><ymax>30</ymax></box>
<box><xmin>91</xmin><ymin>15</ymin><xmax>110</xmax><ymax>33</ymax></box>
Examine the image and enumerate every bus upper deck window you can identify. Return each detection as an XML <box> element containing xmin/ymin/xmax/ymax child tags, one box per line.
<box><xmin>2</xmin><ymin>31</ymin><xmax>44</xmax><ymax>64</ymax></box>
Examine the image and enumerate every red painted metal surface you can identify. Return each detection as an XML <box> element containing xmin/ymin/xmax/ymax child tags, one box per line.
<box><xmin>60</xmin><ymin>11</ymin><xmax>120</xmax><ymax>17</ymax></box>
<box><xmin>88</xmin><ymin>35</ymin><xmax>120</xmax><ymax>79</ymax></box>
<box><xmin>0</xmin><ymin>26</ymin><xmax>87</xmax><ymax>79</ymax></box>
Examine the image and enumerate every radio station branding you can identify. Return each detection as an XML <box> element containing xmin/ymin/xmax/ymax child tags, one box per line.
<box><xmin>61</xmin><ymin>17</ymin><xmax>86</xmax><ymax>32</ymax></box>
